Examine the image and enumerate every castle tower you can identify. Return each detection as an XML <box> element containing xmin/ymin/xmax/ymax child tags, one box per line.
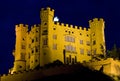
<box><xmin>40</xmin><ymin>7</ymin><xmax>54</xmax><ymax>66</ymax></box>
<box><xmin>26</xmin><ymin>25</ymin><xmax>40</xmax><ymax>70</ymax></box>
<box><xmin>12</xmin><ymin>24</ymin><xmax>28</xmax><ymax>73</ymax></box>
<box><xmin>89</xmin><ymin>18</ymin><xmax>106</xmax><ymax>57</ymax></box>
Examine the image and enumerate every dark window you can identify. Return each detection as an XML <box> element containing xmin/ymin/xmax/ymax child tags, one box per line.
<box><xmin>69</xmin><ymin>31</ymin><xmax>70</xmax><ymax>34</ymax></box>
<box><xmin>44</xmin><ymin>22</ymin><xmax>47</xmax><ymax>25</ymax></box>
<box><xmin>35</xmin><ymin>60</ymin><xmax>38</xmax><ymax>62</ymax></box>
<box><xmin>36</xmin><ymin>47</ymin><xmax>38</xmax><ymax>52</ymax></box>
<box><xmin>93</xmin><ymin>40</ymin><xmax>96</xmax><ymax>45</ymax></box>
<box><xmin>36</xmin><ymin>37</ymin><xmax>38</xmax><ymax>42</ymax></box>
<box><xmin>19</xmin><ymin>66</ymin><xmax>22</xmax><ymax>68</ymax></box>
<box><xmin>32</xmin><ymin>39</ymin><xmax>34</xmax><ymax>43</ymax></box>
<box><xmin>53</xmin><ymin>28</ymin><xmax>56</xmax><ymax>30</ymax></box>
<box><xmin>32</xmin><ymin>49</ymin><xmax>34</xmax><ymax>53</ymax></box>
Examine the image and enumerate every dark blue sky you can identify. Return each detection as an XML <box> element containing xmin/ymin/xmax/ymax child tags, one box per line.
<box><xmin>0</xmin><ymin>0</ymin><xmax>120</xmax><ymax>74</ymax></box>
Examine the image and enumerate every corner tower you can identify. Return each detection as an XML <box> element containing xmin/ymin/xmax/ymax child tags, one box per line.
<box><xmin>89</xmin><ymin>18</ymin><xmax>106</xmax><ymax>57</ymax></box>
<box><xmin>12</xmin><ymin>24</ymin><xmax>28</xmax><ymax>73</ymax></box>
<box><xmin>40</xmin><ymin>7</ymin><xmax>55</xmax><ymax>66</ymax></box>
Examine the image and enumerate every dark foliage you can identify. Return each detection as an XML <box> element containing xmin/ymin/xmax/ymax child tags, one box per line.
<box><xmin>33</xmin><ymin>64</ymin><xmax>114</xmax><ymax>81</ymax></box>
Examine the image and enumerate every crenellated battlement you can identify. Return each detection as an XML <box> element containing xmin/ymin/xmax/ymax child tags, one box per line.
<box><xmin>15</xmin><ymin>24</ymin><xmax>28</xmax><ymax>28</ymax></box>
<box><xmin>54</xmin><ymin>22</ymin><xmax>89</xmax><ymax>31</ymax></box>
<box><xmin>41</xmin><ymin>7</ymin><xmax>54</xmax><ymax>12</ymax></box>
<box><xmin>15</xmin><ymin>24</ymin><xmax>28</xmax><ymax>32</ymax></box>
<box><xmin>89</xmin><ymin>18</ymin><xmax>104</xmax><ymax>23</ymax></box>
<box><xmin>31</xmin><ymin>24</ymin><xmax>40</xmax><ymax>28</ymax></box>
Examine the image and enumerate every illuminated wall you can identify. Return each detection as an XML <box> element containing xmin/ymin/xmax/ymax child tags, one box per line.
<box><xmin>10</xmin><ymin>7</ymin><xmax>106</xmax><ymax>73</ymax></box>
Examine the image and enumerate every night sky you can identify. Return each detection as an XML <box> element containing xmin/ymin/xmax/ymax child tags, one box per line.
<box><xmin>0</xmin><ymin>0</ymin><xmax>120</xmax><ymax>74</ymax></box>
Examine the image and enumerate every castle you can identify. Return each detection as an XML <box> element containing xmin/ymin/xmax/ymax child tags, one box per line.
<box><xmin>10</xmin><ymin>7</ymin><xmax>106</xmax><ymax>74</ymax></box>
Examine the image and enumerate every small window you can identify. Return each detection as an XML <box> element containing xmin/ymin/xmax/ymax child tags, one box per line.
<box><xmin>80</xmin><ymin>33</ymin><xmax>82</xmax><ymax>35</ymax></box>
<box><xmin>35</xmin><ymin>60</ymin><xmax>38</xmax><ymax>62</ymax></box>
<box><xmin>21</xmin><ymin>53</ymin><xmax>25</xmax><ymax>59</ymax></box>
<box><xmin>21</xmin><ymin>45</ymin><xmax>25</xmax><ymax>49</ymax></box>
<box><xmin>80</xmin><ymin>48</ymin><xmax>84</xmax><ymax>54</ymax></box>
<box><xmin>93</xmin><ymin>40</ymin><xmax>96</xmax><ymax>45</ymax></box>
<box><xmin>44</xmin><ymin>22</ymin><xmax>47</xmax><ymax>25</ymax></box>
<box><xmin>87</xmin><ymin>50</ymin><xmax>91</xmax><ymax>56</ymax></box>
<box><xmin>53</xmin><ymin>35</ymin><xmax>57</xmax><ymax>39</ymax></box>
<box><xmin>86</xmin><ymin>41</ymin><xmax>90</xmax><ymax>46</ymax></box>
<box><xmin>53</xmin><ymin>28</ymin><xmax>56</xmax><ymax>30</ymax></box>
<box><xmin>36</xmin><ymin>37</ymin><xmax>38</xmax><ymax>42</ymax></box>
<box><xmin>80</xmin><ymin>40</ymin><xmax>83</xmax><ymax>44</ymax></box>
<box><xmin>53</xmin><ymin>44</ymin><xmax>57</xmax><ymax>50</ymax></box>
<box><xmin>32</xmin><ymin>49</ymin><xmax>34</xmax><ymax>53</ymax></box>
<box><xmin>87</xmin><ymin>34</ymin><xmax>89</xmax><ymax>37</ymax></box>
<box><xmin>93</xmin><ymin>33</ymin><xmax>95</xmax><ymax>36</ymax></box>
<box><xmin>32</xmin><ymin>39</ymin><xmax>34</xmax><ymax>43</ymax></box>
<box><xmin>23</xmin><ymin>38</ymin><xmax>25</xmax><ymax>41</ymax></box>
<box><xmin>19</xmin><ymin>66</ymin><xmax>22</xmax><ymax>68</ymax></box>
<box><xmin>36</xmin><ymin>47</ymin><xmax>38</xmax><ymax>52</ymax></box>
<box><xmin>65</xmin><ymin>30</ymin><xmax>67</xmax><ymax>32</ymax></box>
<box><xmin>93</xmin><ymin>49</ymin><xmax>96</xmax><ymax>54</ymax></box>
<box><xmin>43</xmin><ymin>38</ymin><xmax>48</xmax><ymax>45</ymax></box>
<box><xmin>69</xmin><ymin>31</ymin><xmax>70</xmax><ymax>34</ymax></box>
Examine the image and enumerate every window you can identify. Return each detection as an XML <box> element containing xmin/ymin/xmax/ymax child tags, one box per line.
<box><xmin>19</xmin><ymin>66</ymin><xmax>22</xmax><ymax>68</ymax></box>
<box><xmin>71</xmin><ymin>38</ymin><xmax>75</xmax><ymax>42</ymax></box>
<box><xmin>21</xmin><ymin>53</ymin><xmax>25</xmax><ymax>59</ymax></box>
<box><xmin>53</xmin><ymin>44</ymin><xmax>57</xmax><ymax>50</ymax></box>
<box><xmin>87</xmin><ymin>34</ymin><xmax>89</xmax><ymax>37</ymax></box>
<box><xmin>93</xmin><ymin>40</ymin><xmax>96</xmax><ymax>45</ymax></box>
<box><xmin>80</xmin><ymin>48</ymin><xmax>84</xmax><ymax>54</ymax></box>
<box><xmin>35</xmin><ymin>60</ymin><xmax>38</xmax><ymax>62</ymax></box>
<box><xmin>86</xmin><ymin>41</ymin><xmax>90</xmax><ymax>46</ymax></box>
<box><xmin>29</xmin><ymin>44</ymin><xmax>31</xmax><ymax>48</ymax></box>
<box><xmin>93</xmin><ymin>49</ymin><xmax>96</xmax><ymax>54</ymax></box>
<box><xmin>53</xmin><ymin>28</ymin><xmax>56</xmax><ymax>30</ymax></box>
<box><xmin>43</xmin><ymin>38</ymin><xmax>48</xmax><ymax>45</ymax></box>
<box><xmin>21</xmin><ymin>45</ymin><xmax>25</xmax><ymax>49</ymax></box>
<box><xmin>65</xmin><ymin>45</ymin><xmax>76</xmax><ymax>52</ymax></box>
<box><xmin>80</xmin><ymin>33</ymin><xmax>82</xmax><ymax>35</ymax></box>
<box><xmin>87</xmin><ymin>50</ymin><xmax>91</xmax><ymax>56</ymax></box>
<box><xmin>80</xmin><ymin>40</ymin><xmax>83</xmax><ymax>44</ymax></box>
<box><xmin>32</xmin><ymin>49</ymin><xmax>34</xmax><ymax>53</ymax></box>
<box><xmin>36</xmin><ymin>47</ymin><xmax>38</xmax><ymax>52</ymax></box>
<box><xmin>28</xmin><ymin>53</ymin><xmax>30</xmax><ymax>59</ymax></box>
<box><xmin>44</xmin><ymin>22</ymin><xmax>47</xmax><ymax>25</ymax></box>
<box><xmin>53</xmin><ymin>35</ymin><xmax>57</xmax><ymax>39</ymax></box>
<box><xmin>36</xmin><ymin>37</ymin><xmax>38</xmax><ymax>42</ymax></box>
<box><xmin>32</xmin><ymin>39</ymin><xmax>34</xmax><ymax>43</ymax></box>
<box><xmin>65</xmin><ymin>36</ymin><xmax>75</xmax><ymax>43</ymax></box>
<box><xmin>23</xmin><ymin>38</ymin><xmax>25</xmax><ymax>41</ymax></box>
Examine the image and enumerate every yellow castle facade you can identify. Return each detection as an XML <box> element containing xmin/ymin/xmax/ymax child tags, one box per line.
<box><xmin>10</xmin><ymin>7</ymin><xmax>106</xmax><ymax>73</ymax></box>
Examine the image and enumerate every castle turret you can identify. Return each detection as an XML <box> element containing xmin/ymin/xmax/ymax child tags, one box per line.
<box><xmin>12</xmin><ymin>24</ymin><xmax>28</xmax><ymax>73</ymax></box>
<box><xmin>89</xmin><ymin>18</ymin><xmax>106</xmax><ymax>57</ymax></box>
<box><xmin>40</xmin><ymin>7</ymin><xmax>55</xmax><ymax>66</ymax></box>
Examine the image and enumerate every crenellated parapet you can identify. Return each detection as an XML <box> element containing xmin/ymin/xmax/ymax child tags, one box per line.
<box><xmin>15</xmin><ymin>24</ymin><xmax>28</xmax><ymax>32</ymax></box>
<box><xmin>89</xmin><ymin>18</ymin><xmax>104</xmax><ymax>24</ymax></box>
<box><xmin>41</xmin><ymin>7</ymin><xmax>54</xmax><ymax>12</ymax></box>
<box><xmin>54</xmin><ymin>22</ymin><xmax>89</xmax><ymax>31</ymax></box>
